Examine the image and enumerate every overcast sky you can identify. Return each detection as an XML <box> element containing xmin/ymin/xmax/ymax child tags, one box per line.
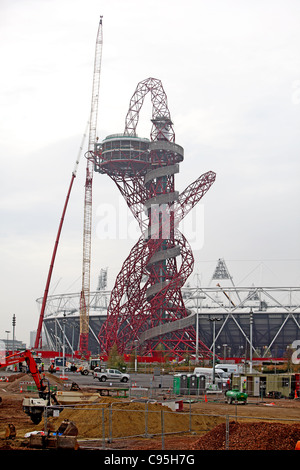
<box><xmin>1</xmin><ymin>0</ymin><xmax>300</xmax><ymax>346</ymax></box>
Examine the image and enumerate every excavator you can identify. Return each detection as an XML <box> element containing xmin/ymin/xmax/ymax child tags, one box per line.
<box><xmin>0</xmin><ymin>349</ymin><xmax>58</xmax><ymax>424</ymax></box>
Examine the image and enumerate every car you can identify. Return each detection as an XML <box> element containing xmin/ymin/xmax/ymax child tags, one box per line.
<box><xmin>93</xmin><ymin>368</ymin><xmax>130</xmax><ymax>383</ymax></box>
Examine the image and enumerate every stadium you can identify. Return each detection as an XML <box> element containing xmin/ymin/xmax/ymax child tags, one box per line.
<box><xmin>37</xmin><ymin>259</ymin><xmax>300</xmax><ymax>361</ymax></box>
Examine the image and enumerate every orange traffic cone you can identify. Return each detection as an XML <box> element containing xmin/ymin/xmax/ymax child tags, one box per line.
<box><xmin>295</xmin><ymin>390</ymin><xmax>298</xmax><ymax>399</ymax></box>
<box><xmin>204</xmin><ymin>394</ymin><xmax>207</xmax><ymax>403</ymax></box>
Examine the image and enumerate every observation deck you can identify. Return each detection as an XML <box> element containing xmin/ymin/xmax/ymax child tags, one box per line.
<box><xmin>94</xmin><ymin>134</ymin><xmax>150</xmax><ymax>176</ymax></box>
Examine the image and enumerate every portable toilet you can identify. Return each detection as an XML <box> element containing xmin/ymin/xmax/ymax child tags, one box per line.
<box><xmin>189</xmin><ymin>374</ymin><xmax>198</xmax><ymax>395</ymax></box>
<box><xmin>173</xmin><ymin>374</ymin><xmax>181</xmax><ymax>395</ymax></box>
<box><xmin>198</xmin><ymin>375</ymin><xmax>206</xmax><ymax>395</ymax></box>
<box><xmin>180</xmin><ymin>374</ymin><xmax>188</xmax><ymax>395</ymax></box>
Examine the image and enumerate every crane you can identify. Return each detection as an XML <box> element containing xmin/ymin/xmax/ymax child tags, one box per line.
<box><xmin>34</xmin><ymin>124</ymin><xmax>87</xmax><ymax>350</ymax></box>
<box><xmin>79</xmin><ymin>16</ymin><xmax>103</xmax><ymax>357</ymax></box>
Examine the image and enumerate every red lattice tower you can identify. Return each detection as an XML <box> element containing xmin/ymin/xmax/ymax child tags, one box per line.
<box><xmin>94</xmin><ymin>78</ymin><xmax>216</xmax><ymax>359</ymax></box>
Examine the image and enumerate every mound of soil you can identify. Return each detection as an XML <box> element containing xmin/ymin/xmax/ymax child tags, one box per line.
<box><xmin>46</xmin><ymin>397</ymin><xmax>222</xmax><ymax>439</ymax></box>
<box><xmin>191</xmin><ymin>421</ymin><xmax>300</xmax><ymax>450</ymax></box>
<box><xmin>2</xmin><ymin>372</ymin><xmax>66</xmax><ymax>393</ymax></box>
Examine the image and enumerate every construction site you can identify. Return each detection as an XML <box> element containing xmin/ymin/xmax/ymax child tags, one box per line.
<box><xmin>1</xmin><ymin>15</ymin><xmax>300</xmax><ymax>453</ymax></box>
<box><xmin>1</xmin><ymin>370</ymin><xmax>300</xmax><ymax>451</ymax></box>
<box><xmin>32</xmin><ymin>16</ymin><xmax>300</xmax><ymax>364</ymax></box>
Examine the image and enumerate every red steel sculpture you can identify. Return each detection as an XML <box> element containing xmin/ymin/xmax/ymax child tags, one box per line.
<box><xmin>94</xmin><ymin>78</ymin><xmax>216</xmax><ymax>359</ymax></box>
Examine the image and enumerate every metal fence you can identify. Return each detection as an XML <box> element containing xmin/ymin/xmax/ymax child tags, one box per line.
<box><xmin>43</xmin><ymin>401</ymin><xmax>224</xmax><ymax>449</ymax></box>
<box><xmin>43</xmin><ymin>400</ymin><xmax>300</xmax><ymax>450</ymax></box>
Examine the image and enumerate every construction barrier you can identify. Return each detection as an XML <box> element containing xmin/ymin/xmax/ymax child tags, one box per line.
<box><xmin>42</xmin><ymin>402</ymin><xmax>300</xmax><ymax>451</ymax></box>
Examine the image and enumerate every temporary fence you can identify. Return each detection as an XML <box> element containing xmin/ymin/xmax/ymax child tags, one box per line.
<box><xmin>43</xmin><ymin>401</ymin><xmax>225</xmax><ymax>450</ymax></box>
<box><xmin>42</xmin><ymin>401</ymin><xmax>300</xmax><ymax>450</ymax></box>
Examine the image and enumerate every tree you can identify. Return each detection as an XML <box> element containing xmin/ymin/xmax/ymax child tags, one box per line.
<box><xmin>107</xmin><ymin>344</ymin><xmax>126</xmax><ymax>370</ymax></box>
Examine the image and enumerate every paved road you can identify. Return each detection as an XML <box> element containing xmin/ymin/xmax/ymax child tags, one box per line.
<box><xmin>58</xmin><ymin>371</ymin><xmax>174</xmax><ymax>390</ymax></box>
<box><xmin>0</xmin><ymin>369</ymin><xmax>174</xmax><ymax>390</ymax></box>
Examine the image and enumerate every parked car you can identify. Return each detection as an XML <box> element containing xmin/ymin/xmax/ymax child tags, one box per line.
<box><xmin>93</xmin><ymin>368</ymin><xmax>130</xmax><ymax>383</ymax></box>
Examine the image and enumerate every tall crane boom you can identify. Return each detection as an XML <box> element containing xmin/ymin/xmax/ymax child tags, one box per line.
<box><xmin>34</xmin><ymin>125</ymin><xmax>86</xmax><ymax>350</ymax></box>
<box><xmin>79</xmin><ymin>16</ymin><xmax>103</xmax><ymax>357</ymax></box>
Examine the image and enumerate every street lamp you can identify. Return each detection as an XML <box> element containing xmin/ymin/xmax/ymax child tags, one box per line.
<box><xmin>12</xmin><ymin>315</ymin><xmax>16</xmax><ymax>355</ymax></box>
<box><xmin>134</xmin><ymin>339</ymin><xmax>139</xmax><ymax>372</ymax></box>
<box><xmin>194</xmin><ymin>275</ymin><xmax>206</xmax><ymax>363</ymax></box>
<box><xmin>249</xmin><ymin>308</ymin><xmax>253</xmax><ymax>373</ymax></box>
<box><xmin>62</xmin><ymin>312</ymin><xmax>67</xmax><ymax>379</ymax></box>
<box><xmin>209</xmin><ymin>317</ymin><xmax>221</xmax><ymax>384</ymax></box>
<box><xmin>223</xmin><ymin>343</ymin><xmax>228</xmax><ymax>361</ymax></box>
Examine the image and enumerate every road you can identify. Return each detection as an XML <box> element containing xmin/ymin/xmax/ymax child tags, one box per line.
<box><xmin>0</xmin><ymin>369</ymin><xmax>173</xmax><ymax>391</ymax></box>
<box><xmin>59</xmin><ymin>370</ymin><xmax>174</xmax><ymax>390</ymax></box>
<box><xmin>0</xmin><ymin>369</ymin><xmax>174</xmax><ymax>390</ymax></box>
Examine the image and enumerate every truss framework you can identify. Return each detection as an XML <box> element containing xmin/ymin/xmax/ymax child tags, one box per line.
<box><xmin>93</xmin><ymin>78</ymin><xmax>216</xmax><ymax>359</ymax></box>
<box><xmin>183</xmin><ymin>285</ymin><xmax>300</xmax><ymax>357</ymax></box>
<box><xmin>38</xmin><ymin>285</ymin><xmax>300</xmax><ymax>359</ymax></box>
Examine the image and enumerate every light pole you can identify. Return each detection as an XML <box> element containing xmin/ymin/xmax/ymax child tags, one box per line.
<box><xmin>12</xmin><ymin>315</ymin><xmax>16</xmax><ymax>355</ymax></box>
<box><xmin>134</xmin><ymin>339</ymin><xmax>138</xmax><ymax>372</ymax></box>
<box><xmin>62</xmin><ymin>312</ymin><xmax>66</xmax><ymax>379</ymax></box>
<box><xmin>249</xmin><ymin>308</ymin><xmax>253</xmax><ymax>373</ymax></box>
<box><xmin>223</xmin><ymin>343</ymin><xmax>228</xmax><ymax>361</ymax></box>
<box><xmin>195</xmin><ymin>275</ymin><xmax>206</xmax><ymax>363</ymax></box>
<box><xmin>209</xmin><ymin>317</ymin><xmax>221</xmax><ymax>384</ymax></box>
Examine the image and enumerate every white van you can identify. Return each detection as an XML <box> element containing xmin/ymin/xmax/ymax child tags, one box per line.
<box><xmin>193</xmin><ymin>367</ymin><xmax>226</xmax><ymax>384</ymax></box>
<box><xmin>193</xmin><ymin>366</ymin><xmax>233</xmax><ymax>391</ymax></box>
<box><xmin>215</xmin><ymin>363</ymin><xmax>242</xmax><ymax>376</ymax></box>
<box><xmin>193</xmin><ymin>367</ymin><xmax>218</xmax><ymax>376</ymax></box>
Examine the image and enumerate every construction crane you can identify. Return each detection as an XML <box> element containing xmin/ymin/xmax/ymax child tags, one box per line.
<box><xmin>79</xmin><ymin>16</ymin><xmax>103</xmax><ymax>357</ymax></box>
<box><xmin>34</xmin><ymin>124</ymin><xmax>87</xmax><ymax>350</ymax></box>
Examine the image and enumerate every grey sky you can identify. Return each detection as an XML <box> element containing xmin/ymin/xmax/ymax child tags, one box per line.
<box><xmin>0</xmin><ymin>0</ymin><xmax>300</xmax><ymax>345</ymax></box>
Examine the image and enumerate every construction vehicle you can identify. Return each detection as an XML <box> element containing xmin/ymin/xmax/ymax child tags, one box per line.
<box><xmin>28</xmin><ymin>419</ymin><xmax>79</xmax><ymax>450</ymax></box>
<box><xmin>74</xmin><ymin>357</ymin><xmax>105</xmax><ymax>375</ymax></box>
<box><xmin>225</xmin><ymin>388</ymin><xmax>248</xmax><ymax>404</ymax></box>
<box><xmin>0</xmin><ymin>349</ymin><xmax>58</xmax><ymax>424</ymax></box>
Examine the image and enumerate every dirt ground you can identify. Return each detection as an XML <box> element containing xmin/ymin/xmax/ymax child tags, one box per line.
<box><xmin>1</xmin><ymin>373</ymin><xmax>300</xmax><ymax>451</ymax></box>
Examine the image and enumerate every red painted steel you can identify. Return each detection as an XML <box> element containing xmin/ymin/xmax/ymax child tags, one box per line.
<box><xmin>34</xmin><ymin>172</ymin><xmax>76</xmax><ymax>350</ymax></box>
<box><xmin>96</xmin><ymin>78</ymin><xmax>216</xmax><ymax>359</ymax></box>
